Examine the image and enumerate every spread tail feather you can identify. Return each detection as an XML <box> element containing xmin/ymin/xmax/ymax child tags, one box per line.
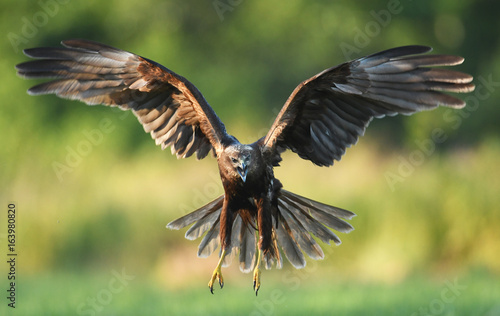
<box><xmin>166</xmin><ymin>195</ymin><xmax>257</xmax><ymax>272</ymax></box>
<box><xmin>273</xmin><ymin>190</ymin><xmax>355</xmax><ymax>269</ymax></box>
<box><xmin>166</xmin><ymin>190</ymin><xmax>355</xmax><ymax>272</ymax></box>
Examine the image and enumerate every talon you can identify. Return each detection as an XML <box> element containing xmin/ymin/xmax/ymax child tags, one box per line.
<box><xmin>253</xmin><ymin>248</ymin><xmax>262</xmax><ymax>296</ymax></box>
<box><xmin>208</xmin><ymin>268</ymin><xmax>224</xmax><ymax>294</ymax></box>
<box><xmin>208</xmin><ymin>249</ymin><xmax>226</xmax><ymax>294</ymax></box>
<box><xmin>253</xmin><ymin>267</ymin><xmax>261</xmax><ymax>295</ymax></box>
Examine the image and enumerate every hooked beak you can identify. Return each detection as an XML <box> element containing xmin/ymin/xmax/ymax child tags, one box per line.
<box><xmin>237</xmin><ymin>162</ymin><xmax>248</xmax><ymax>182</ymax></box>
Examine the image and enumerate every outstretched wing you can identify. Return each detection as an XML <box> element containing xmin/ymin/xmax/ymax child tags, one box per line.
<box><xmin>16</xmin><ymin>39</ymin><xmax>228</xmax><ymax>159</ymax></box>
<box><xmin>262</xmin><ymin>46</ymin><xmax>475</xmax><ymax>166</ymax></box>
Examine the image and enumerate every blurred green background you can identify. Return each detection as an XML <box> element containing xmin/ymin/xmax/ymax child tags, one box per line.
<box><xmin>1</xmin><ymin>0</ymin><xmax>500</xmax><ymax>315</ymax></box>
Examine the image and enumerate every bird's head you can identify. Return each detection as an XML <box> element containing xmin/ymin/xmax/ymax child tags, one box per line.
<box><xmin>222</xmin><ymin>144</ymin><xmax>252</xmax><ymax>183</ymax></box>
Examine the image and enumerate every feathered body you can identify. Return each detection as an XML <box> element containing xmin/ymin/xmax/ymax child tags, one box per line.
<box><xmin>16</xmin><ymin>40</ymin><xmax>474</xmax><ymax>294</ymax></box>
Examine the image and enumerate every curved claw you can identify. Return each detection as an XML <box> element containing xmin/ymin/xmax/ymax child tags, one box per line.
<box><xmin>208</xmin><ymin>269</ymin><xmax>224</xmax><ymax>294</ymax></box>
<box><xmin>253</xmin><ymin>248</ymin><xmax>263</xmax><ymax>296</ymax></box>
<box><xmin>253</xmin><ymin>267</ymin><xmax>261</xmax><ymax>296</ymax></box>
<box><xmin>208</xmin><ymin>249</ymin><xmax>226</xmax><ymax>294</ymax></box>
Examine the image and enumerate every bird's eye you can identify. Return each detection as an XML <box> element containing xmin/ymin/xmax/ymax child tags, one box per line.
<box><xmin>231</xmin><ymin>157</ymin><xmax>238</xmax><ymax>163</ymax></box>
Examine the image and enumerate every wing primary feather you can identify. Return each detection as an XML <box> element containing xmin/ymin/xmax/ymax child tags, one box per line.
<box><xmin>18</xmin><ymin>39</ymin><xmax>228</xmax><ymax>160</ymax></box>
<box><xmin>262</xmin><ymin>45</ymin><xmax>473</xmax><ymax>166</ymax></box>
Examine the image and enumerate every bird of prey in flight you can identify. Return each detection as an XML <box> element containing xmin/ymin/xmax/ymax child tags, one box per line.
<box><xmin>16</xmin><ymin>39</ymin><xmax>474</xmax><ymax>295</ymax></box>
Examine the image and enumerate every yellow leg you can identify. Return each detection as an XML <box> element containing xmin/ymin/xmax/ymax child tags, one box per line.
<box><xmin>208</xmin><ymin>249</ymin><xmax>226</xmax><ymax>294</ymax></box>
<box><xmin>253</xmin><ymin>248</ymin><xmax>262</xmax><ymax>295</ymax></box>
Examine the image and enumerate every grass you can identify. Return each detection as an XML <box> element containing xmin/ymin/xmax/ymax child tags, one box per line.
<box><xmin>2</xmin><ymin>269</ymin><xmax>499</xmax><ymax>316</ymax></box>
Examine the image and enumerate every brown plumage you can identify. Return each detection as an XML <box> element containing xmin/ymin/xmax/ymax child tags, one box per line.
<box><xmin>16</xmin><ymin>40</ymin><xmax>475</xmax><ymax>294</ymax></box>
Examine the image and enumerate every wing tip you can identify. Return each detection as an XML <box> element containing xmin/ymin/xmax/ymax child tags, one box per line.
<box><xmin>22</xmin><ymin>47</ymin><xmax>41</xmax><ymax>58</ymax></box>
<box><xmin>27</xmin><ymin>86</ymin><xmax>44</xmax><ymax>96</ymax></box>
<box><xmin>26</xmin><ymin>83</ymin><xmax>57</xmax><ymax>96</ymax></box>
<box><xmin>449</xmin><ymin>55</ymin><xmax>465</xmax><ymax>65</ymax></box>
<box><xmin>451</xmin><ymin>99</ymin><xmax>466</xmax><ymax>109</ymax></box>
